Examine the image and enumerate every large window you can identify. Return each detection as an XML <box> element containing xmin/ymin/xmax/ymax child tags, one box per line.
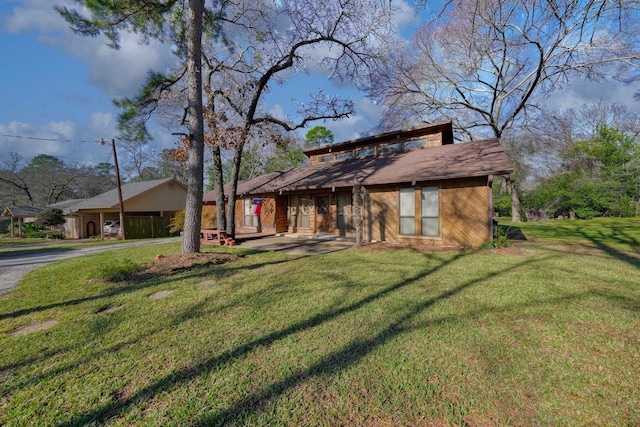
<box><xmin>399</xmin><ymin>188</ymin><xmax>415</xmax><ymax>235</ymax></box>
<box><xmin>398</xmin><ymin>187</ymin><xmax>439</xmax><ymax>236</ymax></box>
<box><xmin>421</xmin><ymin>187</ymin><xmax>439</xmax><ymax>236</ymax></box>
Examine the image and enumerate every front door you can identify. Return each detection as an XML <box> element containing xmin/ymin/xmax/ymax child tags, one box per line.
<box><xmin>316</xmin><ymin>195</ymin><xmax>330</xmax><ymax>233</ymax></box>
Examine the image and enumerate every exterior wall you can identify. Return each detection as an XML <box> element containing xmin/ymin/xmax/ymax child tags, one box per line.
<box><xmin>232</xmin><ymin>196</ymin><xmax>278</xmax><ymax>234</ymax></box>
<box><xmin>364</xmin><ymin>176</ymin><xmax>491</xmax><ymax>247</ymax></box>
<box><xmin>201</xmin><ymin>175</ymin><xmax>492</xmax><ymax>247</ymax></box>
<box><xmin>123</xmin><ymin>183</ymin><xmax>187</xmax><ymax>212</ymax></box>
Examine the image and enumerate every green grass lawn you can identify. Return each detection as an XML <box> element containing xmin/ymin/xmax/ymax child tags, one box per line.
<box><xmin>1</xmin><ymin>218</ymin><xmax>639</xmax><ymax>425</ymax></box>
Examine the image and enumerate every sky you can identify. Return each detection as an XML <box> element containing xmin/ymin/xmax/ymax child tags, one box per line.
<box><xmin>1</xmin><ymin>0</ymin><xmax>639</xmax><ymax>170</ymax></box>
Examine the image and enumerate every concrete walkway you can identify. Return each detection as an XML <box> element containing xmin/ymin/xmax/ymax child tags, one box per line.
<box><xmin>237</xmin><ymin>234</ymin><xmax>355</xmax><ymax>256</ymax></box>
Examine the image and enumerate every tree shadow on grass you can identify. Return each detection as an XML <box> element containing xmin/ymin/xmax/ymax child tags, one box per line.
<box><xmin>60</xmin><ymin>251</ymin><xmax>552</xmax><ymax>426</ymax></box>
<box><xmin>579</xmin><ymin>226</ymin><xmax>640</xmax><ymax>270</ymax></box>
<box><xmin>496</xmin><ymin>224</ymin><xmax>527</xmax><ymax>241</ymax></box>
<box><xmin>0</xmin><ymin>253</ymin><xmax>302</xmax><ymax>322</ymax></box>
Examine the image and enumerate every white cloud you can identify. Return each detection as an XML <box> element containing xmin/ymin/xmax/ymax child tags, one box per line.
<box><xmin>546</xmin><ymin>81</ymin><xmax>640</xmax><ymax>113</ymax></box>
<box><xmin>0</xmin><ymin>120</ymin><xmax>77</xmax><ymax>161</ymax></box>
<box><xmin>391</xmin><ymin>0</ymin><xmax>421</xmax><ymax>30</ymax></box>
<box><xmin>4</xmin><ymin>0</ymin><xmax>178</xmax><ymax>98</ymax></box>
<box><xmin>328</xmin><ymin>98</ymin><xmax>382</xmax><ymax>142</ymax></box>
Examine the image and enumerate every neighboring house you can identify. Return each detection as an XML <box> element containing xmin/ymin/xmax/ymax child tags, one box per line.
<box><xmin>51</xmin><ymin>178</ymin><xmax>187</xmax><ymax>239</ymax></box>
<box><xmin>1</xmin><ymin>206</ymin><xmax>45</xmax><ymax>237</ymax></box>
<box><xmin>203</xmin><ymin>121</ymin><xmax>514</xmax><ymax>247</ymax></box>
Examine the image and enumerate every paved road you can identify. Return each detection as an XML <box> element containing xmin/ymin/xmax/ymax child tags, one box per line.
<box><xmin>0</xmin><ymin>238</ymin><xmax>181</xmax><ymax>295</ymax></box>
<box><xmin>0</xmin><ymin>236</ymin><xmax>354</xmax><ymax>295</ymax></box>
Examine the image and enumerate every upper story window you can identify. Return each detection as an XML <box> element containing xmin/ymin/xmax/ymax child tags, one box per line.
<box><xmin>336</xmin><ymin>151</ymin><xmax>354</xmax><ymax>160</ymax></box>
<box><xmin>403</xmin><ymin>139</ymin><xmax>425</xmax><ymax>151</ymax></box>
<box><xmin>355</xmin><ymin>147</ymin><xmax>374</xmax><ymax>159</ymax></box>
<box><xmin>378</xmin><ymin>142</ymin><xmax>401</xmax><ymax>155</ymax></box>
<box><xmin>318</xmin><ymin>154</ymin><xmax>334</xmax><ymax>163</ymax></box>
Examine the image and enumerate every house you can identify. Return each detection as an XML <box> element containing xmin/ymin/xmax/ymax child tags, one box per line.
<box><xmin>51</xmin><ymin>177</ymin><xmax>187</xmax><ymax>239</ymax></box>
<box><xmin>202</xmin><ymin>121</ymin><xmax>513</xmax><ymax>247</ymax></box>
<box><xmin>1</xmin><ymin>206</ymin><xmax>45</xmax><ymax>237</ymax></box>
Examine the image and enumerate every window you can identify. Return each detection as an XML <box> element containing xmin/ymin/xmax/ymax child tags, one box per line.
<box><xmin>288</xmin><ymin>195</ymin><xmax>298</xmax><ymax>227</ymax></box>
<box><xmin>337</xmin><ymin>193</ymin><xmax>351</xmax><ymax>231</ymax></box>
<box><xmin>289</xmin><ymin>195</ymin><xmax>310</xmax><ymax>229</ymax></box>
<box><xmin>243</xmin><ymin>198</ymin><xmax>259</xmax><ymax>227</ymax></box>
<box><xmin>378</xmin><ymin>142</ymin><xmax>401</xmax><ymax>155</ymax></box>
<box><xmin>399</xmin><ymin>188</ymin><xmax>415</xmax><ymax>235</ymax></box>
<box><xmin>318</xmin><ymin>154</ymin><xmax>334</xmax><ymax>163</ymax></box>
<box><xmin>299</xmin><ymin>196</ymin><xmax>310</xmax><ymax>228</ymax></box>
<box><xmin>398</xmin><ymin>187</ymin><xmax>439</xmax><ymax>236</ymax></box>
<box><xmin>336</xmin><ymin>151</ymin><xmax>354</xmax><ymax>160</ymax></box>
<box><xmin>403</xmin><ymin>139</ymin><xmax>425</xmax><ymax>151</ymax></box>
<box><xmin>421</xmin><ymin>187</ymin><xmax>439</xmax><ymax>236</ymax></box>
<box><xmin>355</xmin><ymin>147</ymin><xmax>374</xmax><ymax>159</ymax></box>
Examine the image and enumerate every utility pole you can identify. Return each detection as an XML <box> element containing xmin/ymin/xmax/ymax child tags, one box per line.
<box><xmin>102</xmin><ymin>138</ymin><xmax>126</xmax><ymax>239</ymax></box>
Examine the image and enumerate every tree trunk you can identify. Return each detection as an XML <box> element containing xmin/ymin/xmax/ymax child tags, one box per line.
<box><xmin>181</xmin><ymin>0</ymin><xmax>205</xmax><ymax>254</ymax></box>
<box><xmin>211</xmin><ymin>144</ymin><xmax>227</xmax><ymax>232</ymax></box>
<box><xmin>505</xmin><ymin>174</ymin><xmax>522</xmax><ymax>223</ymax></box>
<box><xmin>226</xmin><ymin>141</ymin><xmax>245</xmax><ymax>238</ymax></box>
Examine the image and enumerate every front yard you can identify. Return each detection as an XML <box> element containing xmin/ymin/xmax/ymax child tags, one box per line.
<box><xmin>1</xmin><ymin>218</ymin><xmax>639</xmax><ymax>425</ymax></box>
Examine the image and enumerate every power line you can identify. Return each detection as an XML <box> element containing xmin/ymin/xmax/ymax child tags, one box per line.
<box><xmin>1</xmin><ymin>134</ymin><xmax>101</xmax><ymax>143</ymax></box>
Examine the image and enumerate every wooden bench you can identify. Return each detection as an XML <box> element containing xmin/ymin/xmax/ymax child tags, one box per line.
<box><xmin>200</xmin><ymin>229</ymin><xmax>227</xmax><ymax>245</ymax></box>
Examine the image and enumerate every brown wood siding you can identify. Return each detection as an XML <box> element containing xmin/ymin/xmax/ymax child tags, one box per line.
<box><xmin>364</xmin><ymin>186</ymin><xmax>398</xmax><ymax>243</ymax></box>
<box><xmin>441</xmin><ymin>177</ymin><xmax>491</xmax><ymax>247</ymax></box>
<box><xmin>259</xmin><ymin>197</ymin><xmax>276</xmax><ymax>234</ymax></box>
<box><xmin>363</xmin><ymin>177</ymin><xmax>491</xmax><ymax>247</ymax></box>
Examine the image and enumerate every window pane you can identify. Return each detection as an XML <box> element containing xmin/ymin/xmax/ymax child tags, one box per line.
<box><xmin>378</xmin><ymin>142</ymin><xmax>401</xmax><ymax>155</ymax></box>
<box><xmin>400</xmin><ymin>217</ymin><xmax>415</xmax><ymax>235</ymax></box>
<box><xmin>399</xmin><ymin>188</ymin><xmax>415</xmax><ymax>216</ymax></box>
<box><xmin>244</xmin><ymin>199</ymin><xmax>252</xmax><ymax>226</ymax></box>
<box><xmin>404</xmin><ymin>139</ymin><xmax>425</xmax><ymax>151</ymax></box>
<box><xmin>336</xmin><ymin>151</ymin><xmax>353</xmax><ymax>160</ymax></box>
<box><xmin>421</xmin><ymin>187</ymin><xmax>438</xmax><ymax>217</ymax></box>
<box><xmin>355</xmin><ymin>147</ymin><xmax>374</xmax><ymax>158</ymax></box>
<box><xmin>318</xmin><ymin>155</ymin><xmax>334</xmax><ymax>163</ymax></box>
<box><xmin>421</xmin><ymin>218</ymin><xmax>439</xmax><ymax>236</ymax></box>
<box><xmin>289</xmin><ymin>196</ymin><xmax>298</xmax><ymax>227</ymax></box>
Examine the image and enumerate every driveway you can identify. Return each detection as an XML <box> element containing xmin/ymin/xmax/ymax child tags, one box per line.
<box><xmin>0</xmin><ymin>238</ymin><xmax>181</xmax><ymax>295</ymax></box>
<box><xmin>0</xmin><ymin>235</ymin><xmax>354</xmax><ymax>295</ymax></box>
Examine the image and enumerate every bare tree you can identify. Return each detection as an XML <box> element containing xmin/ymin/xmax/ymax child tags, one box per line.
<box><xmin>200</xmin><ymin>0</ymin><xmax>393</xmax><ymax>237</ymax></box>
<box><xmin>373</xmin><ymin>0</ymin><xmax>640</xmax><ymax>221</ymax></box>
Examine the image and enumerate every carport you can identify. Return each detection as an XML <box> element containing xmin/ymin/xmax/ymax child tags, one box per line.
<box><xmin>1</xmin><ymin>206</ymin><xmax>44</xmax><ymax>237</ymax></box>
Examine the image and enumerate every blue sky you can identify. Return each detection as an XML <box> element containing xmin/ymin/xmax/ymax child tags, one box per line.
<box><xmin>1</xmin><ymin>0</ymin><xmax>638</xmax><ymax>169</ymax></box>
<box><xmin>0</xmin><ymin>0</ymin><xmax>419</xmax><ymax>168</ymax></box>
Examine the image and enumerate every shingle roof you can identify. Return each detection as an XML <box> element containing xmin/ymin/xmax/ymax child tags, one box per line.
<box><xmin>2</xmin><ymin>206</ymin><xmax>45</xmax><ymax>218</ymax></box>
<box><xmin>203</xmin><ymin>138</ymin><xmax>513</xmax><ymax>200</ymax></box>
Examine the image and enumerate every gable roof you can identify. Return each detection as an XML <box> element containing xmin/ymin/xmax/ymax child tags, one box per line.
<box><xmin>204</xmin><ymin>138</ymin><xmax>513</xmax><ymax>201</ymax></box>
<box><xmin>54</xmin><ymin>178</ymin><xmax>186</xmax><ymax>213</ymax></box>
<box><xmin>2</xmin><ymin>206</ymin><xmax>45</xmax><ymax>218</ymax></box>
